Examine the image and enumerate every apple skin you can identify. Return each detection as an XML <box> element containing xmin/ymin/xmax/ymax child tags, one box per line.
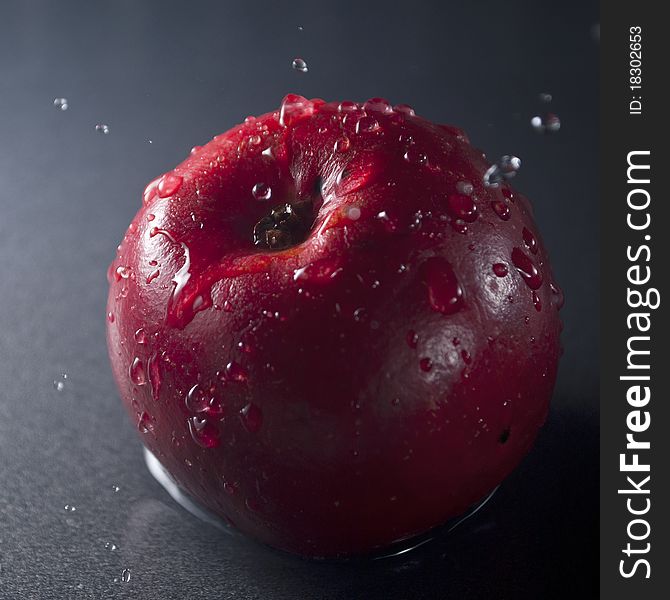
<box><xmin>106</xmin><ymin>95</ymin><xmax>563</xmax><ymax>558</ymax></box>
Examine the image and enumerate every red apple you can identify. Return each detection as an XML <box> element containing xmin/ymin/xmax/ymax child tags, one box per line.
<box><xmin>106</xmin><ymin>95</ymin><xmax>563</xmax><ymax>558</ymax></box>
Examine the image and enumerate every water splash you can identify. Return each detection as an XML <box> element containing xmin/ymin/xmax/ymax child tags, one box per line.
<box><xmin>483</xmin><ymin>156</ymin><xmax>521</xmax><ymax>187</ymax></box>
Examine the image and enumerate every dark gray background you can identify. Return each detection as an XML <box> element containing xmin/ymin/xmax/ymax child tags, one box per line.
<box><xmin>0</xmin><ymin>1</ymin><xmax>599</xmax><ymax>598</ymax></box>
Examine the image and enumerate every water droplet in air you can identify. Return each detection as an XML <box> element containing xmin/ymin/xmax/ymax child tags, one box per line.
<box><xmin>188</xmin><ymin>416</ymin><xmax>221</xmax><ymax>448</ymax></box>
<box><xmin>292</xmin><ymin>57</ymin><xmax>308</xmax><ymax>73</ymax></box>
<box><xmin>105</xmin><ymin>542</ymin><xmax>118</xmax><ymax>551</ymax></box>
<box><xmin>493</xmin><ymin>263</ymin><xmax>509</xmax><ymax>277</ymax></box>
<box><xmin>252</xmin><ymin>182</ymin><xmax>272</xmax><ymax>201</ymax></box>
<box><xmin>240</xmin><ymin>403</ymin><xmax>263</xmax><ymax>433</ymax></box>
<box><xmin>446</xmin><ymin>194</ymin><xmax>478</xmax><ymax>222</ymax></box>
<box><xmin>53</xmin><ymin>97</ymin><xmax>68</xmax><ymax>111</ymax></box>
<box><xmin>129</xmin><ymin>358</ymin><xmax>147</xmax><ymax>385</ymax></box>
<box><xmin>121</xmin><ymin>569</ymin><xmax>131</xmax><ymax>583</ymax></box>
<box><xmin>53</xmin><ymin>373</ymin><xmax>67</xmax><ymax>391</ymax></box>
<box><xmin>111</xmin><ymin>485</ymin><xmax>120</xmax><ymax>493</ymax></box>
<box><xmin>421</xmin><ymin>257</ymin><xmax>464</xmax><ymax>315</ymax></box>
<box><xmin>64</xmin><ymin>504</ymin><xmax>76</xmax><ymax>512</ymax></box>
<box><xmin>95</xmin><ymin>124</ymin><xmax>110</xmax><ymax>134</ymax></box>
<box><xmin>530</xmin><ymin>113</ymin><xmax>561</xmax><ymax>134</ymax></box>
<box><xmin>511</xmin><ymin>247</ymin><xmax>543</xmax><ymax>290</ymax></box>
<box><xmin>484</xmin><ymin>155</ymin><xmax>521</xmax><ymax>187</ymax></box>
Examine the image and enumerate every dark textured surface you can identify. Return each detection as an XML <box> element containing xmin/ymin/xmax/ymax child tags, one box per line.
<box><xmin>0</xmin><ymin>1</ymin><xmax>598</xmax><ymax>598</ymax></box>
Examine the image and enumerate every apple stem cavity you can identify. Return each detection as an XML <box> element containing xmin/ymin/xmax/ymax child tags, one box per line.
<box><xmin>253</xmin><ymin>201</ymin><xmax>313</xmax><ymax>250</ymax></box>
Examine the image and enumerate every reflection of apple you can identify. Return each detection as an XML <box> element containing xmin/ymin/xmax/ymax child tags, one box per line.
<box><xmin>106</xmin><ymin>95</ymin><xmax>563</xmax><ymax>558</ymax></box>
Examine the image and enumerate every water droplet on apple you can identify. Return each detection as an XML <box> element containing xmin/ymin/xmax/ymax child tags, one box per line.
<box><xmin>252</xmin><ymin>182</ymin><xmax>272</xmax><ymax>201</ymax></box>
<box><xmin>107</xmin><ymin>311</ymin><xmax>115</xmax><ymax>323</ymax></box>
<box><xmin>363</xmin><ymin>97</ymin><xmax>392</xmax><ymax>114</ymax></box>
<box><xmin>511</xmin><ymin>247</ymin><xmax>543</xmax><ymax>290</ymax></box>
<box><xmin>186</xmin><ymin>384</ymin><xmax>210</xmax><ymax>413</ymax></box>
<box><xmin>446</xmin><ymin>194</ymin><xmax>478</xmax><ymax>222</ymax></box>
<box><xmin>346</xmin><ymin>206</ymin><xmax>361</xmax><ymax>221</ymax></box>
<box><xmin>522</xmin><ymin>227</ymin><xmax>538</xmax><ymax>254</ymax></box>
<box><xmin>406</xmin><ymin>330</ymin><xmax>419</xmax><ymax>349</ymax></box>
<box><xmin>532</xmin><ymin>291</ymin><xmax>542</xmax><ymax>311</ymax></box>
<box><xmin>491</xmin><ymin>200</ymin><xmax>511</xmax><ymax>221</ymax></box>
<box><xmin>419</xmin><ymin>357</ymin><xmax>433</xmax><ymax>372</ymax></box>
<box><xmin>292</xmin><ymin>57</ymin><xmax>308</xmax><ymax>73</ymax></box>
<box><xmin>279</xmin><ymin>94</ymin><xmax>314</xmax><ymax>127</ymax></box>
<box><xmin>143</xmin><ymin>178</ymin><xmax>160</xmax><ymax>205</ymax></box>
<box><xmin>188</xmin><ymin>416</ymin><xmax>221</xmax><ymax>448</ymax></box>
<box><xmin>157</xmin><ymin>173</ymin><xmax>183</xmax><ymax>198</ymax></box>
<box><xmin>225</xmin><ymin>361</ymin><xmax>248</xmax><ymax>383</ymax></box>
<box><xmin>134</xmin><ymin>328</ymin><xmax>146</xmax><ymax>344</ymax></box>
<box><xmin>53</xmin><ymin>97</ymin><xmax>68</xmax><ymax>111</ymax></box>
<box><xmin>146</xmin><ymin>268</ymin><xmax>160</xmax><ymax>284</ymax></box>
<box><xmin>293</xmin><ymin>257</ymin><xmax>343</xmax><ymax>283</ymax></box>
<box><xmin>129</xmin><ymin>358</ymin><xmax>147</xmax><ymax>385</ymax></box>
<box><xmin>137</xmin><ymin>411</ymin><xmax>154</xmax><ymax>434</ymax></box>
<box><xmin>492</xmin><ymin>263</ymin><xmax>508</xmax><ymax>277</ymax></box>
<box><xmin>338</xmin><ymin>100</ymin><xmax>359</xmax><ymax>113</ymax></box>
<box><xmin>353</xmin><ymin>307</ymin><xmax>368</xmax><ymax>322</ymax></box>
<box><xmin>421</xmin><ymin>257</ymin><xmax>464</xmax><ymax>315</ymax></box>
<box><xmin>115</xmin><ymin>265</ymin><xmax>131</xmax><ymax>280</ymax></box>
<box><xmin>456</xmin><ymin>181</ymin><xmax>474</xmax><ymax>195</ymax></box>
<box><xmin>484</xmin><ymin>155</ymin><xmax>521</xmax><ymax>187</ymax></box>
<box><xmin>334</xmin><ymin>137</ymin><xmax>350</xmax><ymax>152</ymax></box>
<box><xmin>403</xmin><ymin>146</ymin><xmax>427</xmax><ymax>165</ymax></box>
<box><xmin>240</xmin><ymin>403</ymin><xmax>263</xmax><ymax>433</ymax></box>
<box><xmin>376</xmin><ymin>210</ymin><xmax>399</xmax><ymax>234</ymax></box>
<box><xmin>356</xmin><ymin>116</ymin><xmax>380</xmax><ymax>134</ymax></box>
<box><xmin>550</xmin><ymin>282</ymin><xmax>565</xmax><ymax>310</ymax></box>
<box><xmin>393</xmin><ymin>103</ymin><xmax>415</xmax><ymax>116</ymax></box>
